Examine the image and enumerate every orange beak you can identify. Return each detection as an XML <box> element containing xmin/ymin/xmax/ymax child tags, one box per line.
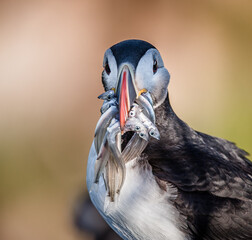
<box><xmin>117</xmin><ymin>65</ymin><xmax>137</xmax><ymax>131</ymax></box>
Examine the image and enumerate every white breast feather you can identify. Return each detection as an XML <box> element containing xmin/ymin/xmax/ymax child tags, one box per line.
<box><xmin>87</xmin><ymin>141</ymin><xmax>187</xmax><ymax>240</ymax></box>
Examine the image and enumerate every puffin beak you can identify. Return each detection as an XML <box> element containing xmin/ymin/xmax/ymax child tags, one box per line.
<box><xmin>116</xmin><ymin>65</ymin><xmax>137</xmax><ymax>131</ymax></box>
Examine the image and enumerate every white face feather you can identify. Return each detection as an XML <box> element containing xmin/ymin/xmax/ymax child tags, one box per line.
<box><xmin>135</xmin><ymin>49</ymin><xmax>170</xmax><ymax>108</ymax></box>
<box><xmin>102</xmin><ymin>49</ymin><xmax>118</xmax><ymax>91</ymax></box>
<box><xmin>102</xmin><ymin>48</ymin><xmax>170</xmax><ymax>107</ymax></box>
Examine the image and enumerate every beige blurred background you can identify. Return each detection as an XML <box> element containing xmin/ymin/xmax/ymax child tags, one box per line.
<box><xmin>0</xmin><ymin>0</ymin><xmax>251</xmax><ymax>239</ymax></box>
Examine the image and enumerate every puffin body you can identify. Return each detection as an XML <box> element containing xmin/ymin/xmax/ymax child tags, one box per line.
<box><xmin>87</xmin><ymin>140</ymin><xmax>186</xmax><ymax>240</ymax></box>
<box><xmin>87</xmin><ymin>40</ymin><xmax>252</xmax><ymax>240</ymax></box>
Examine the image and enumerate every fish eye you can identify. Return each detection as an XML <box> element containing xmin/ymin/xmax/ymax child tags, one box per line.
<box><xmin>150</xmin><ymin>131</ymin><xmax>154</xmax><ymax>136</ymax></box>
<box><xmin>140</xmin><ymin>133</ymin><xmax>144</xmax><ymax>137</ymax></box>
<box><xmin>130</xmin><ymin>111</ymin><xmax>134</xmax><ymax>117</ymax></box>
<box><xmin>104</xmin><ymin>61</ymin><xmax>111</xmax><ymax>75</ymax></box>
<box><xmin>153</xmin><ymin>60</ymin><xmax>157</xmax><ymax>74</ymax></box>
<box><xmin>136</xmin><ymin>126</ymin><xmax>140</xmax><ymax>131</ymax></box>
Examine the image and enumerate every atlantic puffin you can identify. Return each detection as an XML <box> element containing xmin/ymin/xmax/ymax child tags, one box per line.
<box><xmin>86</xmin><ymin>39</ymin><xmax>252</xmax><ymax>240</ymax></box>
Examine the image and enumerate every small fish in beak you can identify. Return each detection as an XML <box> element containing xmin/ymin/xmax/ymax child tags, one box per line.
<box><xmin>98</xmin><ymin>89</ymin><xmax>115</xmax><ymax>100</ymax></box>
<box><xmin>124</xmin><ymin>117</ymin><xmax>149</xmax><ymax>141</ymax></box>
<box><xmin>94</xmin><ymin>85</ymin><xmax>160</xmax><ymax>202</ymax></box>
<box><xmin>135</xmin><ymin>92</ymin><xmax>156</xmax><ymax>124</ymax></box>
<box><xmin>94</xmin><ymin>105</ymin><xmax>118</xmax><ymax>154</ymax></box>
<box><xmin>128</xmin><ymin>102</ymin><xmax>160</xmax><ymax>140</ymax></box>
<box><xmin>98</xmin><ymin>89</ymin><xmax>117</xmax><ymax>114</ymax></box>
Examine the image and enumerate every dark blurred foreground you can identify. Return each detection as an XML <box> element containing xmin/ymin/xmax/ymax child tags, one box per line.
<box><xmin>74</xmin><ymin>195</ymin><xmax>121</xmax><ymax>240</ymax></box>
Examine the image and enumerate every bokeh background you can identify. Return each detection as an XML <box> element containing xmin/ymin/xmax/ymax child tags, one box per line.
<box><xmin>0</xmin><ymin>0</ymin><xmax>251</xmax><ymax>239</ymax></box>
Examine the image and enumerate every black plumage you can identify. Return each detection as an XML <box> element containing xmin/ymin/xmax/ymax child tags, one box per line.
<box><xmin>144</xmin><ymin>93</ymin><xmax>252</xmax><ymax>239</ymax></box>
<box><xmin>111</xmin><ymin>39</ymin><xmax>155</xmax><ymax>69</ymax></box>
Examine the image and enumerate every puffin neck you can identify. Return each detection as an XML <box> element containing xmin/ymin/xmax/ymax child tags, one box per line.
<box><xmin>151</xmin><ymin>93</ymin><xmax>189</xmax><ymax>148</ymax></box>
<box><xmin>154</xmin><ymin>93</ymin><xmax>180</xmax><ymax>128</ymax></box>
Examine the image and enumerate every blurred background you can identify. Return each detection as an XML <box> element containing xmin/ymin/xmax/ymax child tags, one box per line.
<box><xmin>0</xmin><ymin>0</ymin><xmax>251</xmax><ymax>239</ymax></box>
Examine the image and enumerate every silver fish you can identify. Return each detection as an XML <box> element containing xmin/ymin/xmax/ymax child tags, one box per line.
<box><xmin>107</xmin><ymin>119</ymin><xmax>126</xmax><ymax>193</ymax></box>
<box><xmin>124</xmin><ymin>116</ymin><xmax>149</xmax><ymax>141</ymax></box>
<box><xmin>135</xmin><ymin>93</ymin><xmax>155</xmax><ymax>123</ymax></box>
<box><xmin>138</xmin><ymin>137</ymin><xmax>149</xmax><ymax>155</ymax></box>
<box><xmin>128</xmin><ymin>102</ymin><xmax>160</xmax><ymax>140</ymax></box>
<box><xmin>95</xmin><ymin>89</ymin><xmax>158</xmax><ymax>201</ymax></box>
<box><xmin>122</xmin><ymin>133</ymin><xmax>142</xmax><ymax>162</ymax></box>
<box><xmin>107</xmin><ymin>119</ymin><xmax>121</xmax><ymax>169</ymax></box>
<box><xmin>98</xmin><ymin>90</ymin><xmax>115</xmax><ymax>100</ymax></box>
<box><xmin>148</xmin><ymin>126</ymin><xmax>160</xmax><ymax>140</ymax></box>
<box><xmin>124</xmin><ymin>116</ymin><xmax>141</xmax><ymax>133</ymax></box>
<box><xmin>98</xmin><ymin>90</ymin><xmax>117</xmax><ymax>114</ymax></box>
<box><xmin>128</xmin><ymin>103</ymin><xmax>141</xmax><ymax>118</ymax></box>
<box><xmin>100</xmin><ymin>98</ymin><xmax>117</xmax><ymax>114</ymax></box>
<box><xmin>94</xmin><ymin>106</ymin><xmax>118</xmax><ymax>154</ymax></box>
<box><xmin>122</xmin><ymin>133</ymin><xmax>148</xmax><ymax>163</ymax></box>
<box><xmin>106</xmin><ymin>155</ymin><xmax>116</xmax><ymax>202</ymax></box>
<box><xmin>94</xmin><ymin>132</ymin><xmax>109</xmax><ymax>183</ymax></box>
<box><xmin>137</xmin><ymin>111</ymin><xmax>160</xmax><ymax>140</ymax></box>
<box><xmin>141</xmin><ymin>91</ymin><xmax>153</xmax><ymax>106</ymax></box>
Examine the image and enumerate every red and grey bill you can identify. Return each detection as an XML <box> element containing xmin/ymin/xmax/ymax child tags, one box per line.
<box><xmin>116</xmin><ymin>65</ymin><xmax>137</xmax><ymax>131</ymax></box>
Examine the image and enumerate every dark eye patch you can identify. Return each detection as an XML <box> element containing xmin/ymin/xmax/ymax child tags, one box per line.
<box><xmin>104</xmin><ymin>62</ymin><xmax>111</xmax><ymax>75</ymax></box>
<box><xmin>153</xmin><ymin>60</ymin><xmax>158</xmax><ymax>73</ymax></box>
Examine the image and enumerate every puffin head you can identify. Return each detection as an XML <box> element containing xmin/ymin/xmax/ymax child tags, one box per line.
<box><xmin>102</xmin><ymin>39</ymin><xmax>170</xmax><ymax>129</ymax></box>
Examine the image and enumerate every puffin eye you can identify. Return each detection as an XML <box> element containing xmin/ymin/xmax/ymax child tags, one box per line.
<box><xmin>104</xmin><ymin>62</ymin><xmax>111</xmax><ymax>75</ymax></box>
<box><xmin>153</xmin><ymin>60</ymin><xmax>158</xmax><ymax>74</ymax></box>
